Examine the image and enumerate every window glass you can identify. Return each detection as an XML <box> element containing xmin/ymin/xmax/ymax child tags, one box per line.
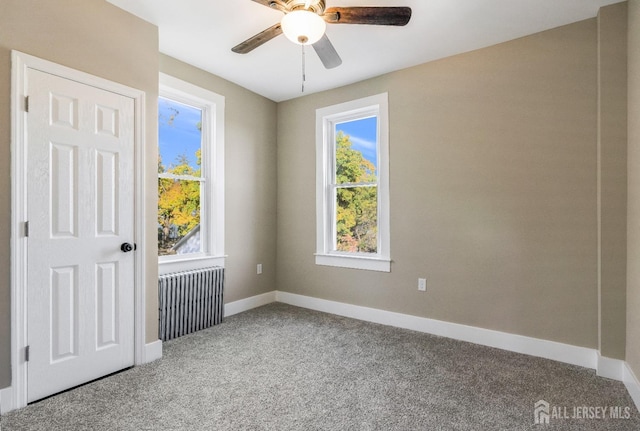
<box><xmin>158</xmin><ymin>97</ymin><xmax>202</xmax><ymax>176</ymax></box>
<box><xmin>334</xmin><ymin>117</ymin><xmax>379</xmax><ymax>253</ymax></box>
<box><xmin>158</xmin><ymin>97</ymin><xmax>204</xmax><ymax>256</ymax></box>
<box><xmin>335</xmin><ymin>117</ymin><xmax>378</xmax><ymax>184</ymax></box>
<box><xmin>336</xmin><ymin>186</ymin><xmax>378</xmax><ymax>253</ymax></box>
<box><xmin>157</xmin><ymin>178</ymin><xmax>201</xmax><ymax>255</ymax></box>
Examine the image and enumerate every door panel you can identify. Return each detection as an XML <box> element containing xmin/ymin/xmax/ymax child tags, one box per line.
<box><xmin>50</xmin><ymin>143</ymin><xmax>78</xmax><ymax>237</ymax></box>
<box><xmin>96</xmin><ymin>261</ymin><xmax>119</xmax><ymax>349</ymax></box>
<box><xmin>96</xmin><ymin>150</ymin><xmax>119</xmax><ymax>236</ymax></box>
<box><xmin>50</xmin><ymin>266</ymin><xmax>78</xmax><ymax>361</ymax></box>
<box><xmin>26</xmin><ymin>68</ymin><xmax>135</xmax><ymax>402</ymax></box>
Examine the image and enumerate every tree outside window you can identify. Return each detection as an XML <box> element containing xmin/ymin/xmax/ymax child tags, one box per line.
<box><xmin>157</xmin><ymin>97</ymin><xmax>204</xmax><ymax>256</ymax></box>
<box><xmin>334</xmin><ymin>118</ymin><xmax>378</xmax><ymax>253</ymax></box>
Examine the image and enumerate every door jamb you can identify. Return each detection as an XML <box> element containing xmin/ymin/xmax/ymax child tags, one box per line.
<box><xmin>10</xmin><ymin>50</ymin><xmax>147</xmax><ymax>410</ymax></box>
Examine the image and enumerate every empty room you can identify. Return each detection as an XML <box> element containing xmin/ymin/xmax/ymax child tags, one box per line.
<box><xmin>1</xmin><ymin>0</ymin><xmax>640</xmax><ymax>429</ymax></box>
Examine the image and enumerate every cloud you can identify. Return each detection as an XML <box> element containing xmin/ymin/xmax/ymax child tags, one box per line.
<box><xmin>347</xmin><ymin>135</ymin><xmax>377</xmax><ymax>165</ymax></box>
<box><xmin>349</xmin><ymin>136</ymin><xmax>377</xmax><ymax>151</ymax></box>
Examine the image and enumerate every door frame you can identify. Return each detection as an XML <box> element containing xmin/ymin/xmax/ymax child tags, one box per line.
<box><xmin>9</xmin><ymin>51</ymin><xmax>148</xmax><ymax>410</ymax></box>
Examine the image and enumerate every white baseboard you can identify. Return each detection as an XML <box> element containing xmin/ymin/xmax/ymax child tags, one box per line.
<box><xmin>275</xmin><ymin>291</ymin><xmax>598</xmax><ymax>370</ymax></box>
<box><xmin>225</xmin><ymin>291</ymin><xmax>276</xmax><ymax>317</ymax></box>
<box><xmin>597</xmin><ymin>354</ymin><xmax>625</xmax><ymax>380</ymax></box>
<box><xmin>144</xmin><ymin>340</ymin><xmax>163</xmax><ymax>363</ymax></box>
<box><xmin>0</xmin><ymin>385</ymin><xmax>14</xmax><ymax>414</ymax></box>
<box><xmin>2</xmin><ymin>290</ymin><xmax>638</xmax><ymax>415</ymax></box>
<box><xmin>624</xmin><ymin>363</ymin><xmax>640</xmax><ymax>412</ymax></box>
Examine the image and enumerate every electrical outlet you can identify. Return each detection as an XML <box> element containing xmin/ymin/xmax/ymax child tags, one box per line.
<box><xmin>418</xmin><ymin>278</ymin><xmax>427</xmax><ymax>292</ymax></box>
<box><xmin>257</xmin><ymin>264</ymin><xmax>263</xmax><ymax>275</ymax></box>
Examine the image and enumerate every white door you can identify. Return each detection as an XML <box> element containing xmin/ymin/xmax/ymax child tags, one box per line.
<box><xmin>26</xmin><ymin>68</ymin><xmax>136</xmax><ymax>402</ymax></box>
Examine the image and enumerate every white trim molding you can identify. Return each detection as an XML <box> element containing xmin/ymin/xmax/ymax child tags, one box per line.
<box><xmin>144</xmin><ymin>340</ymin><xmax>163</xmax><ymax>364</ymax></box>
<box><xmin>597</xmin><ymin>353</ymin><xmax>625</xmax><ymax>381</ymax></box>
<box><xmin>10</xmin><ymin>50</ymin><xmax>148</xmax><ymax>410</ymax></box>
<box><xmin>275</xmin><ymin>291</ymin><xmax>598</xmax><ymax>369</ymax></box>
<box><xmin>225</xmin><ymin>290</ymin><xmax>640</xmax><ymax>387</ymax></box>
<box><xmin>0</xmin><ymin>385</ymin><xmax>14</xmax><ymax>415</ymax></box>
<box><xmin>314</xmin><ymin>253</ymin><xmax>391</xmax><ymax>272</ymax></box>
<box><xmin>624</xmin><ymin>363</ymin><xmax>640</xmax><ymax>412</ymax></box>
<box><xmin>225</xmin><ymin>291</ymin><xmax>277</xmax><ymax>317</ymax></box>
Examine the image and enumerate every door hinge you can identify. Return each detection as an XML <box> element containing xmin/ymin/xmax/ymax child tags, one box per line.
<box><xmin>24</xmin><ymin>221</ymin><xmax>29</xmax><ymax>237</ymax></box>
<box><xmin>25</xmin><ymin>345</ymin><xmax>30</xmax><ymax>362</ymax></box>
<box><xmin>25</xmin><ymin>95</ymin><xmax>29</xmax><ymax>113</ymax></box>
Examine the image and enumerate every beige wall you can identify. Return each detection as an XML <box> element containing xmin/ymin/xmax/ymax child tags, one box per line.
<box><xmin>627</xmin><ymin>0</ymin><xmax>640</xmax><ymax>377</ymax></box>
<box><xmin>0</xmin><ymin>0</ymin><xmax>159</xmax><ymax>388</ymax></box>
<box><xmin>159</xmin><ymin>55</ymin><xmax>279</xmax><ymax>305</ymax></box>
<box><xmin>277</xmin><ymin>19</ymin><xmax>600</xmax><ymax>348</ymax></box>
<box><xmin>597</xmin><ymin>2</ymin><xmax>628</xmax><ymax>360</ymax></box>
<box><xmin>0</xmin><ymin>0</ymin><xmax>634</xmax><ymax>396</ymax></box>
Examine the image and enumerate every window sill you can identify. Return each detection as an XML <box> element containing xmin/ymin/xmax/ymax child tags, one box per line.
<box><xmin>315</xmin><ymin>253</ymin><xmax>391</xmax><ymax>272</ymax></box>
<box><xmin>158</xmin><ymin>255</ymin><xmax>226</xmax><ymax>275</ymax></box>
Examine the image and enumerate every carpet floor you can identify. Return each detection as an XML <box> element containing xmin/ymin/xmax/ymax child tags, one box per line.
<box><xmin>1</xmin><ymin>303</ymin><xmax>639</xmax><ymax>430</ymax></box>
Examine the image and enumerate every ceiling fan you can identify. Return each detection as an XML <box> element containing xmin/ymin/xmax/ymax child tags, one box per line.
<box><xmin>232</xmin><ymin>0</ymin><xmax>412</xmax><ymax>69</ymax></box>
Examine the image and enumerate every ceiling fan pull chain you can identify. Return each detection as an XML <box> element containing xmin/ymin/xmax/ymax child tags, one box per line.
<box><xmin>301</xmin><ymin>43</ymin><xmax>306</xmax><ymax>93</ymax></box>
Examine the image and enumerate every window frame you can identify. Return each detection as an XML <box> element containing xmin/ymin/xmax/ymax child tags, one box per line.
<box><xmin>158</xmin><ymin>74</ymin><xmax>225</xmax><ymax>274</ymax></box>
<box><xmin>315</xmin><ymin>93</ymin><xmax>390</xmax><ymax>272</ymax></box>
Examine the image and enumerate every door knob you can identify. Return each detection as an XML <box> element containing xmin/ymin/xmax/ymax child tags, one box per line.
<box><xmin>120</xmin><ymin>242</ymin><xmax>135</xmax><ymax>253</ymax></box>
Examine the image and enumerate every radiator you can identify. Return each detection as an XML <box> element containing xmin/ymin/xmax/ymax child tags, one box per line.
<box><xmin>158</xmin><ymin>266</ymin><xmax>224</xmax><ymax>341</ymax></box>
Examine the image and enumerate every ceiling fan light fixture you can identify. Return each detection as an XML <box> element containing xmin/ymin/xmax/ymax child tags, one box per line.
<box><xmin>281</xmin><ymin>10</ymin><xmax>326</xmax><ymax>45</ymax></box>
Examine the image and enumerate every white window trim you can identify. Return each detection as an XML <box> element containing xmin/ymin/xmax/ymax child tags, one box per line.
<box><xmin>315</xmin><ymin>93</ymin><xmax>390</xmax><ymax>272</ymax></box>
<box><xmin>158</xmin><ymin>73</ymin><xmax>225</xmax><ymax>274</ymax></box>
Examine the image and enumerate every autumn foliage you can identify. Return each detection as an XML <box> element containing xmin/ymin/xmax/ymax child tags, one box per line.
<box><xmin>158</xmin><ymin>151</ymin><xmax>201</xmax><ymax>255</ymax></box>
<box><xmin>335</xmin><ymin>131</ymin><xmax>378</xmax><ymax>253</ymax></box>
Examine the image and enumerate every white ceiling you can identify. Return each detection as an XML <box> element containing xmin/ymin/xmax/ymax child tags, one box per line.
<box><xmin>106</xmin><ymin>0</ymin><xmax>623</xmax><ymax>102</ymax></box>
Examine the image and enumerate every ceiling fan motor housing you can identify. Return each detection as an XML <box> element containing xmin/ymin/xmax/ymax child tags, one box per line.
<box><xmin>272</xmin><ymin>0</ymin><xmax>326</xmax><ymax>14</ymax></box>
<box><xmin>281</xmin><ymin>9</ymin><xmax>327</xmax><ymax>45</ymax></box>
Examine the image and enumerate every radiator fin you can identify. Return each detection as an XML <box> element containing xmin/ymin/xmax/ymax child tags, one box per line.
<box><xmin>158</xmin><ymin>266</ymin><xmax>224</xmax><ymax>341</ymax></box>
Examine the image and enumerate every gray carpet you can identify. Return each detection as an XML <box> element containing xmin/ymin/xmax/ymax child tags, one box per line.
<box><xmin>2</xmin><ymin>303</ymin><xmax>639</xmax><ymax>430</ymax></box>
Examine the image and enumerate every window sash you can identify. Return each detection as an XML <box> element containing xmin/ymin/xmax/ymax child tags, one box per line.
<box><xmin>158</xmin><ymin>172</ymin><xmax>205</xmax><ymax>182</ymax></box>
<box><xmin>332</xmin><ymin>182</ymin><xmax>377</xmax><ymax>189</ymax></box>
<box><xmin>158</xmin><ymin>96</ymin><xmax>204</xmax><ymax>179</ymax></box>
<box><xmin>327</xmin><ymin>113</ymin><xmax>381</xmax><ymax>257</ymax></box>
<box><xmin>331</xmin><ymin>184</ymin><xmax>379</xmax><ymax>254</ymax></box>
<box><xmin>158</xmin><ymin>178</ymin><xmax>203</xmax><ymax>256</ymax></box>
<box><xmin>158</xmin><ymin>95</ymin><xmax>208</xmax><ymax>259</ymax></box>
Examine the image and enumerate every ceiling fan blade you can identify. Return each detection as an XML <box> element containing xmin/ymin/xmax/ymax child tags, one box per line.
<box><xmin>232</xmin><ymin>23</ymin><xmax>283</xmax><ymax>54</ymax></box>
<box><xmin>313</xmin><ymin>34</ymin><xmax>342</xmax><ymax>69</ymax></box>
<box><xmin>323</xmin><ymin>7</ymin><xmax>412</xmax><ymax>26</ymax></box>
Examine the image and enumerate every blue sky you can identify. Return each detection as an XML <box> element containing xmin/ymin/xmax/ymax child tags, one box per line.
<box><xmin>159</xmin><ymin>98</ymin><xmax>378</xmax><ymax>174</ymax></box>
<box><xmin>158</xmin><ymin>97</ymin><xmax>202</xmax><ymax>172</ymax></box>
<box><xmin>336</xmin><ymin>116</ymin><xmax>378</xmax><ymax>168</ymax></box>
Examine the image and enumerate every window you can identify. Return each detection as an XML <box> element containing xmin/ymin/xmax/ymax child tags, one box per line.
<box><xmin>158</xmin><ymin>97</ymin><xmax>203</xmax><ymax>255</ymax></box>
<box><xmin>315</xmin><ymin>93</ymin><xmax>390</xmax><ymax>272</ymax></box>
<box><xmin>158</xmin><ymin>74</ymin><xmax>225</xmax><ymax>272</ymax></box>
